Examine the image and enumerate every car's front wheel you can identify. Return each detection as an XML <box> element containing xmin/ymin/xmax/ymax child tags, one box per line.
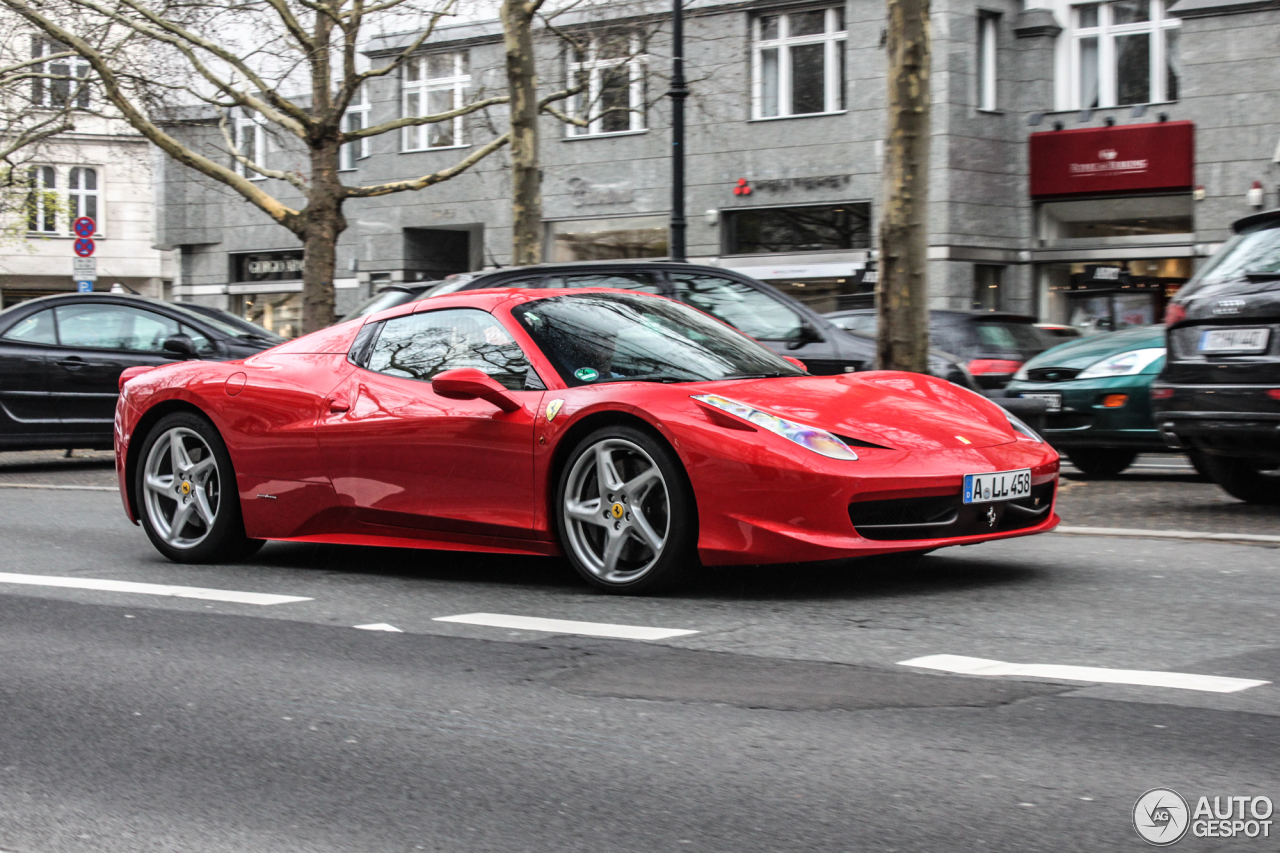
<box><xmin>1200</xmin><ymin>455</ymin><xmax>1280</xmax><ymax>505</ymax></box>
<box><xmin>1065</xmin><ymin>447</ymin><xmax>1137</xmax><ymax>478</ymax></box>
<box><xmin>136</xmin><ymin>412</ymin><xmax>264</xmax><ymax>563</ymax></box>
<box><xmin>556</xmin><ymin>426</ymin><xmax>697</xmax><ymax>594</ymax></box>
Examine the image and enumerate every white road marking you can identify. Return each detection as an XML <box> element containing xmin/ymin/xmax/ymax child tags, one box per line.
<box><xmin>354</xmin><ymin>623</ymin><xmax>404</xmax><ymax>632</ymax></box>
<box><xmin>433</xmin><ymin>612</ymin><xmax>699</xmax><ymax>641</ymax></box>
<box><xmin>0</xmin><ymin>572</ymin><xmax>311</xmax><ymax>606</ymax></box>
<box><xmin>1054</xmin><ymin>525</ymin><xmax>1280</xmax><ymax>545</ymax></box>
<box><xmin>898</xmin><ymin>654</ymin><xmax>1269</xmax><ymax>693</ymax></box>
<box><xmin>0</xmin><ymin>483</ymin><xmax>116</xmax><ymax>491</ymax></box>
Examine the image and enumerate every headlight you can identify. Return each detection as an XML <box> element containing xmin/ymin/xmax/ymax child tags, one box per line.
<box><xmin>1076</xmin><ymin>347</ymin><xmax>1166</xmax><ymax>379</ymax></box>
<box><xmin>692</xmin><ymin>394</ymin><xmax>858</xmax><ymax>460</ymax></box>
<box><xmin>1012</xmin><ymin>363</ymin><xmax>1030</xmax><ymax>381</ymax></box>
<box><xmin>1005</xmin><ymin>410</ymin><xmax>1044</xmax><ymax>443</ymax></box>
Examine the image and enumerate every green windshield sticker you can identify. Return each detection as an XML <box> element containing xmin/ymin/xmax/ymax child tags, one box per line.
<box><xmin>574</xmin><ymin>367</ymin><xmax>599</xmax><ymax>382</ymax></box>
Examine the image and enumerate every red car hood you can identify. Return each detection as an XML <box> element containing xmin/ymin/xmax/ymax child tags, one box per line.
<box><xmin>689</xmin><ymin>371</ymin><xmax>1017</xmax><ymax>451</ymax></box>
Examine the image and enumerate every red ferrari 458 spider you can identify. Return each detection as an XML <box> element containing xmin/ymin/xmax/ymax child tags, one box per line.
<box><xmin>115</xmin><ymin>288</ymin><xmax>1059</xmax><ymax>593</ymax></box>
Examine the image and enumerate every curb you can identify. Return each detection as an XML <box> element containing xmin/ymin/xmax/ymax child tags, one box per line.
<box><xmin>0</xmin><ymin>483</ymin><xmax>116</xmax><ymax>492</ymax></box>
<box><xmin>1054</xmin><ymin>525</ymin><xmax>1280</xmax><ymax>546</ymax></box>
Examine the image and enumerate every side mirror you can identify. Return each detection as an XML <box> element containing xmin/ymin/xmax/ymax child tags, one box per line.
<box><xmin>786</xmin><ymin>323</ymin><xmax>824</xmax><ymax>350</ymax></box>
<box><xmin>431</xmin><ymin>368</ymin><xmax>522</xmax><ymax>413</ymax></box>
<box><xmin>162</xmin><ymin>334</ymin><xmax>198</xmax><ymax>358</ymax></box>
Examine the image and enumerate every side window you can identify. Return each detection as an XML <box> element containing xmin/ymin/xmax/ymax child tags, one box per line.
<box><xmin>2</xmin><ymin>309</ymin><xmax>57</xmax><ymax>344</ymax></box>
<box><xmin>367</xmin><ymin>308</ymin><xmax>536</xmax><ymax>391</ymax></box>
<box><xmin>546</xmin><ymin>273</ymin><xmax>662</xmax><ymax>294</ymax></box>
<box><xmin>55</xmin><ymin>304</ymin><xmax>180</xmax><ymax>352</ymax></box>
<box><xmin>181</xmin><ymin>324</ymin><xmax>215</xmax><ymax>355</ymax></box>
<box><xmin>671</xmin><ymin>274</ymin><xmax>803</xmax><ymax>341</ymax></box>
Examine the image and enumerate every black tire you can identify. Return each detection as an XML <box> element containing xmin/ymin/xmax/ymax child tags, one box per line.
<box><xmin>1200</xmin><ymin>455</ymin><xmax>1280</xmax><ymax>505</ymax></box>
<box><xmin>134</xmin><ymin>411</ymin><xmax>265</xmax><ymax>563</ymax></box>
<box><xmin>1186</xmin><ymin>450</ymin><xmax>1212</xmax><ymax>481</ymax></box>
<box><xmin>556</xmin><ymin>424</ymin><xmax>698</xmax><ymax>594</ymax></box>
<box><xmin>1065</xmin><ymin>447</ymin><xmax>1138</xmax><ymax>478</ymax></box>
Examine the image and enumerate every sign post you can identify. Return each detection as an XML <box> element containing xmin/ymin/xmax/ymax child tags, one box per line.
<box><xmin>71</xmin><ymin>216</ymin><xmax>97</xmax><ymax>293</ymax></box>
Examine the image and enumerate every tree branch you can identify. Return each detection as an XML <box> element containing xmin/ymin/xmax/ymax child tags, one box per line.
<box><xmin>343</xmin><ymin>131</ymin><xmax>510</xmax><ymax>198</ymax></box>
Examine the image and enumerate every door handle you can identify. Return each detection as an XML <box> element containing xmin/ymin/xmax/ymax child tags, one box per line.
<box><xmin>326</xmin><ymin>398</ymin><xmax>350</xmax><ymax>413</ymax></box>
<box><xmin>57</xmin><ymin>358</ymin><xmax>86</xmax><ymax>370</ymax></box>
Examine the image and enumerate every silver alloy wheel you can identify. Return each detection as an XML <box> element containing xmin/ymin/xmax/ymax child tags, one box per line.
<box><xmin>563</xmin><ymin>437</ymin><xmax>671</xmax><ymax>584</ymax></box>
<box><xmin>141</xmin><ymin>426</ymin><xmax>221</xmax><ymax>550</ymax></box>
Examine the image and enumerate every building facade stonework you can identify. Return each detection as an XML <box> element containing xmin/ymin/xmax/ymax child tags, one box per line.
<box><xmin>156</xmin><ymin>0</ymin><xmax>1280</xmax><ymax>337</ymax></box>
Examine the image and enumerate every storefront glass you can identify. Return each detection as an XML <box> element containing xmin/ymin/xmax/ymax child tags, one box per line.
<box><xmin>1039</xmin><ymin>257</ymin><xmax>1190</xmax><ymax>333</ymax></box>
<box><xmin>233</xmin><ymin>292</ymin><xmax>302</xmax><ymax>339</ymax></box>
<box><xmin>546</xmin><ymin>215</ymin><xmax>669</xmax><ymax>261</ymax></box>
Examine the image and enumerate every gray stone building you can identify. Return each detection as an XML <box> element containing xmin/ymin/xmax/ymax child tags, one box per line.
<box><xmin>158</xmin><ymin>0</ymin><xmax>1280</xmax><ymax>339</ymax></box>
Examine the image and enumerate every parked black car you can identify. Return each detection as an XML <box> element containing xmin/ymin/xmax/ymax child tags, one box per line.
<box><xmin>825</xmin><ymin>309</ymin><xmax>1052</xmax><ymax>389</ymax></box>
<box><xmin>404</xmin><ymin>261</ymin><xmax>980</xmax><ymax>389</ymax></box>
<box><xmin>344</xmin><ymin>282</ymin><xmax>440</xmax><ymax>320</ymax></box>
<box><xmin>0</xmin><ymin>294</ymin><xmax>281</xmax><ymax>451</ymax></box>
<box><xmin>1153</xmin><ymin>208</ymin><xmax>1280</xmax><ymax>504</ymax></box>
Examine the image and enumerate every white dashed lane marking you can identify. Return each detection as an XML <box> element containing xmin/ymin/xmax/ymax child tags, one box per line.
<box><xmin>899</xmin><ymin>654</ymin><xmax>1269</xmax><ymax>694</ymax></box>
<box><xmin>354</xmin><ymin>623</ymin><xmax>404</xmax><ymax>632</ymax></box>
<box><xmin>0</xmin><ymin>572</ymin><xmax>312</xmax><ymax>606</ymax></box>
<box><xmin>433</xmin><ymin>613</ymin><xmax>699</xmax><ymax>641</ymax></box>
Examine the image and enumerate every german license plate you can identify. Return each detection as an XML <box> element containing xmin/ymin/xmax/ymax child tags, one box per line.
<box><xmin>963</xmin><ymin>468</ymin><xmax>1032</xmax><ymax>504</ymax></box>
<box><xmin>1199</xmin><ymin>328</ymin><xmax>1270</xmax><ymax>354</ymax></box>
<box><xmin>1019</xmin><ymin>392</ymin><xmax>1062</xmax><ymax>413</ymax></box>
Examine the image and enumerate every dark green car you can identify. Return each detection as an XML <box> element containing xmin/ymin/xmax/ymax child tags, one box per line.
<box><xmin>1005</xmin><ymin>325</ymin><xmax>1182</xmax><ymax>476</ymax></box>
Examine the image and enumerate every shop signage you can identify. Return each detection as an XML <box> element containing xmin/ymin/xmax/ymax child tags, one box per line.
<box><xmin>567</xmin><ymin>177</ymin><xmax>635</xmax><ymax>207</ymax></box>
<box><xmin>233</xmin><ymin>250</ymin><xmax>304</xmax><ymax>282</ymax></box>
<box><xmin>1029</xmin><ymin>121</ymin><xmax>1194</xmax><ymax>198</ymax></box>
<box><xmin>753</xmin><ymin>174</ymin><xmax>852</xmax><ymax>193</ymax></box>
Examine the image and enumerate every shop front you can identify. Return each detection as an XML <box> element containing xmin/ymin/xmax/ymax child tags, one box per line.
<box><xmin>228</xmin><ymin>250</ymin><xmax>303</xmax><ymax>339</ymax></box>
<box><xmin>1029</xmin><ymin>121</ymin><xmax>1196</xmax><ymax>334</ymax></box>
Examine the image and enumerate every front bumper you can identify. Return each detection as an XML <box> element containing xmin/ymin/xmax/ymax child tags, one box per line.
<box><xmin>1151</xmin><ymin>383</ymin><xmax>1280</xmax><ymax>460</ymax></box>
<box><xmin>1005</xmin><ymin>374</ymin><xmax>1164</xmax><ymax>450</ymax></box>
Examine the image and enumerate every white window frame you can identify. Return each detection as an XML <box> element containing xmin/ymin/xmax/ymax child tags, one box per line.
<box><xmin>68</xmin><ymin>166</ymin><xmax>100</xmax><ymax>230</ymax></box>
<box><xmin>750</xmin><ymin>8</ymin><xmax>847</xmax><ymax>120</ymax></box>
<box><xmin>31</xmin><ymin>37</ymin><xmax>91</xmax><ymax>109</ymax></box>
<box><xmin>234</xmin><ymin>112</ymin><xmax>267</xmax><ymax>180</ymax></box>
<box><xmin>567</xmin><ymin>33</ymin><xmax>648</xmax><ymax>137</ymax></box>
<box><xmin>976</xmin><ymin>13</ymin><xmax>999</xmax><ymax>112</ymax></box>
<box><xmin>1068</xmin><ymin>0</ymin><xmax>1180</xmax><ymax>109</ymax></box>
<box><xmin>340</xmin><ymin>86</ymin><xmax>370</xmax><ymax>171</ymax></box>
<box><xmin>27</xmin><ymin>165</ymin><xmax>58</xmax><ymax>234</ymax></box>
<box><xmin>402</xmin><ymin>51</ymin><xmax>470</xmax><ymax>151</ymax></box>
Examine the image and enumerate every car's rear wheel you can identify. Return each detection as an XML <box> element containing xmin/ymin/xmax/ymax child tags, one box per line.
<box><xmin>136</xmin><ymin>412</ymin><xmax>264</xmax><ymax>563</ymax></box>
<box><xmin>557</xmin><ymin>426</ymin><xmax>697</xmax><ymax>594</ymax></box>
<box><xmin>1186</xmin><ymin>450</ymin><xmax>1212</xmax><ymax>481</ymax></box>
<box><xmin>1065</xmin><ymin>447</ymin><xmax>1137</xmax><ymax>478</ymax></box>
<box><xmin>1200</xmin><ymin>455</ymin><xmax>1280</xmax><ymax>505</ymax></box>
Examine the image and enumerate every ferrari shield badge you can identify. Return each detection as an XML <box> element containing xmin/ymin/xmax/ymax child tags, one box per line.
<box><xmin>574</xmin><ymin>367</ymin><xmax>599</xmax><ymax>382</ymax></box>
<box><xmin>545</xmin><ymin>399</ymin><xmax>564</xmax><ymax>422</ymax></box>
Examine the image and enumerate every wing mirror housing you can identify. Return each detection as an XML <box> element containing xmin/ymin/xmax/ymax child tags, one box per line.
<box><xmin>431</xmin><ymin>368</ymin><xmax>522</xmax><ymax>412</ymax></box>
<box><xmin>786</xmin><ymin>323</ymin><xmax>824</xmax><ymax>350</ymax></box>
<box><xmin>162</xmin><ymin>334</ymin><xmax>198</xmax><ymax>358</ymax></box>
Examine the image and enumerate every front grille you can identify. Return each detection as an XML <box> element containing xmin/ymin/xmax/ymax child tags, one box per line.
<box><xmin>1044</xmin><ymin>411</ymin><xmax>1094</xmax><ymax>431</ymax></box>
<box><xmin>849</xmin><ymin>482</ymin><xmax>1055</xmax><ymax>541</ymax></box>
<box><xmin>1024</xmin><ymin>367</ymin><xmax>1081</xmax><ymax>382</ymax></box>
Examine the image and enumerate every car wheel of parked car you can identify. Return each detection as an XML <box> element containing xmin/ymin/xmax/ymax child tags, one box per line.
<box><xmin>1065</xmin><ymin>447</ymin><xmax>1137</xmax><ymax>478</ymax></box>
<box><xmin>557</xmin><ymin>426</ymin><xmax>697</xmax><ymax>594</ymax></box>
<box><xmin>1186</xmin><ymin>450</ymin><xmax>1212</xmax><ymax>481</ymax></box>
<box><xmin>1200</xmin><ymin>455</ymin><xmax>1280</xmax><ymax>505</ymax></box>
<box><xmin>136</xmin><ymin>412</ymin><xmax>265</xmax><ymax>563</ymax></box>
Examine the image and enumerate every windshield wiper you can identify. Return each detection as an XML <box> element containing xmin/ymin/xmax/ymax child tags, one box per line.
<box><xmin>721</xmin><ymin>371</ymin><xmax>796</xmax><ymax>380</ymax></box>
<box><xmin>1244</xmin><ymin>270</ymin><xmax>1280</xmax><ymax>282</ymax></box>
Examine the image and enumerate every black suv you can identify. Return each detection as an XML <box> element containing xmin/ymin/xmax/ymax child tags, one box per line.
<box><xmin>407</xmin><ymin>261</ymin><xmax>980</xmax><ymax>389</ymax></box>
<box><xmin>0</xmin><ymin>294</ymin><xmax>281</xmax><ymax>451</ymax></box>
<box><xmin>1153</xmin><ymin>209</ymin><xmax>1280</xmax><ymax>503</ymax></box>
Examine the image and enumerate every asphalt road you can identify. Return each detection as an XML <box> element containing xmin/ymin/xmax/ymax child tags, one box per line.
<box><xmin>1</xmin><ymin>464</ymin><xmax>1279</xmax><ymax>851</ymax></box>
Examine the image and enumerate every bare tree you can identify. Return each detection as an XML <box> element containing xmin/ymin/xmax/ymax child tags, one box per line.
<box><xmin>876</xmin><ymin>0</ymin><xmax>931</xmax><ymax>372</ymax></box>
<box><xmin>1</xmin><ymin>0</ymin><xmax>530</xmax><ymax>332</ymax></box>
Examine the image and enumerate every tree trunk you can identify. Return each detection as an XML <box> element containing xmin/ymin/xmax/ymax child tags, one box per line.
<box><xmin>300</xmin><ymin>138</ymin><xmax>346</xmax><ymax>334</ymax></box>
<box><xmin>501</xmin><ymin>0</ymin><xmax>541</xmax><ymax>266</ymax></box>
<box><xmin>876</xmin><ymin>0</ymin><xmax>931</xmax><ymax>373</ymax></box>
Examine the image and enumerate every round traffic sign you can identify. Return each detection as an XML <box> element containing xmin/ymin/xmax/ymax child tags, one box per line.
<box><xmin>72</xmin><ymin>216</ymin><xmax>96</xmax><ymax>238</ymax></box>
<box><xmin>73</xmin><ymin>237</ymin><xmax>95</xmax><ymax>257</ymax></box>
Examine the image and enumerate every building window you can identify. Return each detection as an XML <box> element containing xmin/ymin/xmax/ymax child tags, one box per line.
<box><xmin>752</xmin><ymin>8</ymin><xmax>846</xmax><ymax>119</ymax></box>
<box><xmin>546</xmin><ymin>215</ymin><xmax>669</xmax><ymax>261</ymax></box>
<box><xmin>27</xmin><ymin>166</ymin><xmax>57</xmax><ymax>233</ymax></box>
<box><xmin>234</xmin><ymin>112</ymin><xmax>266</xmax><ymax>179</ymax></box>
<box><xmin>31</xmin><ymin>37</ymin><xmax>90</xmax><ymax>108</ymax></box>
<box><xmin>1071</xmin><ymin>0</ymin><xmax>1180</xmax><ymax>109</ymax></box>
<box><xmin>973</xmin><ymin>265</ymin><xmax>1004</xmax><ymax>311</ymax></box>
<box><xmin>724</xmin><ymin>203</ymin><xmax>871</xmax><ymax>255</ymax></box>
<box><xmin>68</xmin><ymin>167</ymin><xmax>98</xmax><ymax>225</ymax></box>
<box><xmin>568</xmin><ymin>33</ymin><xmax>647</xmax><ymax>136</ymax></box>
<box><xmin>340</xmin><ymin>87</ymin><xmax>370</xmax><ymax>171</ymax></box>
<box><xmin>976</xmin><ymin>14</ymin><xmax>998</xmax><ymax>111</ymax></box>
<box><xmin>403</xmin><ymin>51</ymin><xmax>470</xmax><ymax>150</ymax></box>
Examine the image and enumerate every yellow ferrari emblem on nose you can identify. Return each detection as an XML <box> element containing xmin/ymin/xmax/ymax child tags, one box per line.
<box><xmin>180</xmin><ymin>481</ymin><xmax>192</xmax><ymax>495</ymax></box>
<box><xmin>546</xmin><ymin>399</ymin><xmax>564</xmax><ymax>422</ymax></box>
<box><xmin>955</xmin><ymin>435</ymin><xmax>972</xmax><ymax>445</ymax></box>
<box><xmin>611</xmin><ymin>503</ymin><xmax>625</xmax><ymax>519</ymax></box>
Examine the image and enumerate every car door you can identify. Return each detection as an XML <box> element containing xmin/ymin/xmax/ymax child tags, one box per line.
<box><xmin>668</xmin><ymin>272</ymin><xmax>848</xmax><ymax>373</ymax></box>
<box><xmin>48</xmin><ymin>302</ymin><xmax>186</xmax><ymax>433</ymax></box>
<box><xmin>316</xmin><ymin>307</ymin><xmax>544</xmax><ymax>539</ymax></box>
<box><xmin>0</xmin><ymin>308</ymin><xmax>59</xmax><ymax>443</ymax></box>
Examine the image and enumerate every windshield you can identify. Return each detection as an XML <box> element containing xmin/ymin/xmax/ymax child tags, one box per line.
<box><xmin>973</xmin><ymin>319</ymin><xmax>1048</xmax><ymax>352</ymax></box>
<box><xmin>511</xmin><ymin>293</ymin><xmax>805</xmax><ymax>386</ymax></box>
<box><xmin>345</xmin><ymin>288</ymin><xmax>419</xmax><ymax>320</ymax></box>
<box><xmin>1178</xmin><ymin>223</ymin><xmax>1280</xmax><ymax>298</ymax></box>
